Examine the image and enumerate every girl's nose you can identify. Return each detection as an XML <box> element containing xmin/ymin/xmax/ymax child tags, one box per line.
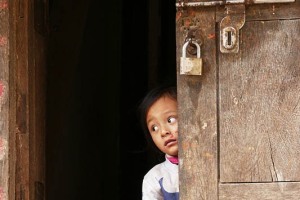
<box><xmin>161</xmin><ymin>126</ymin><xmax>170</xmax><ymax>137</ymax></box>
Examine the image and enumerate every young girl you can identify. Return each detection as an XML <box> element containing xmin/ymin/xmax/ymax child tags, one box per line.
<box><xmin>138</xmin><ymin>86</ymin><xmax>179</xmax><ymax>200</ymax></box>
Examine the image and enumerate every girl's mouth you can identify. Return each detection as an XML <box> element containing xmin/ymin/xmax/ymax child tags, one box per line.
<box><xmin>164</xmin><ymin>139</ymin><xmax>177</xmax><ymax>147</ymax></box>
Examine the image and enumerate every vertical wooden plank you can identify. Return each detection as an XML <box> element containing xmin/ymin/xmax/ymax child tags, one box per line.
<box><xmin>10</xmin><ymin>0</ymin><xmax>31</xmax><ymax>199</ymax></box>
<box><xmin>219</xmin><ymin>19</ymin><xmax>300</xmax><ymax>183</ymax></box>
<box><xmin>176</xmin><ymin>7</ymin><xmax>218</xmax><ymax>199</ymax></box>
<box><xmin>15</xmin><ymin>0</ymin><xmax>30</xmax><ymax>197</ymax></box>
<box><xmin>0</xmin><ymin>0</ymin><xmax>9</xmax><ymax>199</ymax></box>
<box><xmin>8</xmin><ymin>1</ymin><xmax>17</xmax><ymax>199</ymax></box>
<box><xmin>30</xmin><ymin>34</ymin><xmax>46</xmax><ymax>200</ymax></box>
<box><xmin>30</xmin><ymin>0</ymin><xmax>47</xmax><ymax>199</ymax></box>
<box><xmin>8</xmin><ymin>0</ymin><xmax>46</xmax><ymax>199</ymax></box>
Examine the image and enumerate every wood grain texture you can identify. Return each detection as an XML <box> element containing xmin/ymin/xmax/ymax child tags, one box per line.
<box><xmin>9</xmin><ymin>0</ymin><xmax>47</xmax><ymax>199</ymax></box>
<box><xmin>15</xmin><ymin>0</ymin><xmax>31</xmax><ymax>198</ymax></box>
<box><xmin>219</xmin><ymin>182</ymin><xmax>300</xmax><ymax>200</ymax></box>
<box><xmin>176</xmin><ymin>7</ymin><xmax>218</xmax><ymax>200</ymax></box>
<box><xmin>246</xmin><ymin>0</ymin><xmax>300</xmax><ymax>21</ymax></box>
<box><xmin>216</xmin><ymin>0</ymin><xmax>300</xmax><ymax>22</ymax></box>
<box><xmin>0</xmin><ymin>0</ymin><xmax>10</xmax><ymax>199</ymax></box>
<box><xmin>219</xmin><ymin>19</ymin><xmax>300</xmax><ymax>183</ymax></box>
<box><xmin>29</xmin><ymin>0</ymin><xmax>47</xmax><ymax>198</ymax></box>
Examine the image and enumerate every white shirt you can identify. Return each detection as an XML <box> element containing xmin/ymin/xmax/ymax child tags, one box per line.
<box><xmin>142</xmin><ymin>157</ymin><xmax>179</xmax><ymax>200</ymax></box>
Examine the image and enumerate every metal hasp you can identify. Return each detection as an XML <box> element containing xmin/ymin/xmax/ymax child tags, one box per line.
<box><xmin>220</xmin><ymin>4</ymin><xmax>245</xmax><ymax>53</ymax></box>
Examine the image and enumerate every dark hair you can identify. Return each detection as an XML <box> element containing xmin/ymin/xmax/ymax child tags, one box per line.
<box><xmin>137</xmin><ymin>85</ymin><xmax>177</xmax><ymax>153</ymax></box>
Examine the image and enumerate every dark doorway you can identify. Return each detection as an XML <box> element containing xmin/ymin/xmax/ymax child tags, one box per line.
<box><xmin>120</xmin><ymin>1</ymin><xmax>176</xmax><ymax>199</ymax></box>
<box><xmin>46</xmin><ymin>0</ymin><xmax>176</xmax><ymax>199</ymax></box>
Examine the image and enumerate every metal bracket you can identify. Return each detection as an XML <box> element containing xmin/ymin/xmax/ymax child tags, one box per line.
<box><xmin>220</xmin><ymin>4</ymin><xmax>245</xmax><ymax>53</ymax></box>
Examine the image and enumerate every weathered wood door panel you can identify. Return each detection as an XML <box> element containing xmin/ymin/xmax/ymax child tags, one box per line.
<box><xmin>176</xmin><ymin>6</ymin><xmax>218</xmax><ymax>200</ymax></box>
<box><xmin>176</xmin><ymin>1</ymin><xmax>300</xmax><ymax>199</ymax></box>
<box><xmin>220</xmin><ymin>19</ymin><xmax>300</xmax><ymax>183</ymax></box>
<box><xmin>8</xmin><ymin>0</ymin><xmax>47</xmax><ymax>199</ymax></box>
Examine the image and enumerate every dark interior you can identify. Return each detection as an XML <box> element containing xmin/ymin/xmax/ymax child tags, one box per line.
<box><xmin>46</xmin><ymin>0</ymin><xmax>176</xmax><ymax>199</ymax></box>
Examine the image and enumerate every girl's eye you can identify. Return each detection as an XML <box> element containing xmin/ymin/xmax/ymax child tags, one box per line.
<box><xmin>168</xmin><ymin>117</ymin><xmax>177</xmax><ymax>124</ymax></box>
<box><xmin>151</xmin><ymin>125</ymin><xmax>159</xmax><ymax>132</ymax></box>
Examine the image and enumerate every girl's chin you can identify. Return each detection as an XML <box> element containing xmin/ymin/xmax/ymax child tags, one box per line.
<box><xmin>165</xmin><ymin>147</ymin><xmax>178</xmax><ymax>156</ymax></box>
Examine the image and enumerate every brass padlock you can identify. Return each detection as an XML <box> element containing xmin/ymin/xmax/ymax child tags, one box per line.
<box><xmin>180</xmin><ymin>40</ymin><xmax>202</xmax><ymax>75</ymax></box>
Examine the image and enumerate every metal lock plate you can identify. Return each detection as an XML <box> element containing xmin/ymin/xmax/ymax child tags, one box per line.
<box><xmin>180</xmin><ymin>40</ymin><xmax>202</xmax><ymax>75</ymax></box>
<box><xmin>220</xmin><ymin>4</ymin><xmax>245</xmax><ymax>53</ymax></box>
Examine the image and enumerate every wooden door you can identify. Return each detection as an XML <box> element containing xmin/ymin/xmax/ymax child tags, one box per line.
<box><xmin>0</xmin><ymin>0</ymin><xmax>48</xmax><ymax>199</ymax></box>
<box><xmin>176</xmin><ymin>1</ymin><xmax>300</xmax><ymax>199</ymax></box>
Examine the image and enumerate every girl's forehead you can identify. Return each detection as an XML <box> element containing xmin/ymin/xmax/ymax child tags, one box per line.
<box><xmin>146</xmin><ymin>96</ymin><xmax>177</xmax><ymax>122</ymax></box>
<box><xmin>151</xmin><ymin>96</ymin><xmax>177</xmax><ymax>110</ymax></box>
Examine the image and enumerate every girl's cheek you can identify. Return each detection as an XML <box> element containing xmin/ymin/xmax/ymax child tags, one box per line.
<box><xmin>171</xmin><ymin>124</ymin><xmax>178</xmax><ymax>133</ymax></box>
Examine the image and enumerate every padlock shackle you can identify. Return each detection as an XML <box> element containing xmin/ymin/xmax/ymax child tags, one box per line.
<box><xmin>182</xmin><ymin>40</ymin><xmax>201</xmax><ymax>58</ymax></box>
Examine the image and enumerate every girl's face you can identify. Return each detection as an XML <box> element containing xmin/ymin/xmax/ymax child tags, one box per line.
<box><xmin>146</xmin><ymin>96</ymin><xmax>178</xmax><ymax>156</ymax></box>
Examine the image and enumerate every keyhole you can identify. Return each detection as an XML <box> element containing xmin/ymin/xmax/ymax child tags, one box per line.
<box><xmin>227</xmin><ymin>31</ymin><xmax>232</xmax><ymax>46</ymax></box>
<box><xmin>222</xmin><ymin>27</ymin><xmax>236</xmax><ymax>50</ymax></box>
